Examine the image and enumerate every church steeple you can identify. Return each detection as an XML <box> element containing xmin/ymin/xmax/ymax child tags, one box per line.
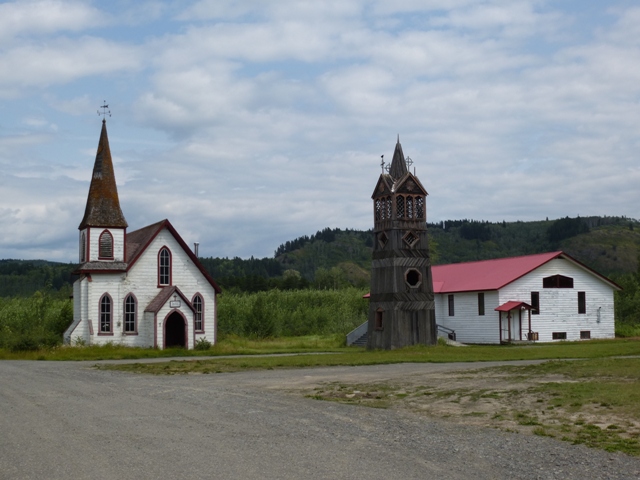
<box><xmin>77</xmin><ymin>119</ymin><xmax>127</xmax><ymax>264</ymax></box>
<box><xmin>388</xmin><ymin>135</ymin><xmax>408</xmax><ymax>180</ymax></box>
<box><xmin>79</xmin><ymin>120</ymin><xmax>127</xmax><ymax>230</ymax></box>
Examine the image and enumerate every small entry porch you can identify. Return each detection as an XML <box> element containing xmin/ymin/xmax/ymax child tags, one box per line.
<box><xmin>495</xmin><ymin>301</ymin><xmax>538</xmax><ymax>344</ymax></box>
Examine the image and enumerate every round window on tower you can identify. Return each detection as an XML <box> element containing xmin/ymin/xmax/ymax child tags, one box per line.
<box><xmin>405</xmin><ymin>268</ymin><xmax>422</xmax><ymax>288</ymax></box>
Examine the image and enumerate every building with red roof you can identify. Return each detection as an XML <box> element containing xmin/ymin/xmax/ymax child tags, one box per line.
<box><xmin>432</xmin><ymin>251</ymin><xmax>620</xmax><ymax>343</ymax></box>
<box><xmin>64</xmin><ymin>120</ymin><xmax>220</xmax><ymax>349</ymax></box>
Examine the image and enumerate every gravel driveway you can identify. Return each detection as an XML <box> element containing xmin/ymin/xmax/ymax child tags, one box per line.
<box><xmin>1</xmin><ymin>359</ymin><xmax>639</xmax><ymax>480</ymax></box>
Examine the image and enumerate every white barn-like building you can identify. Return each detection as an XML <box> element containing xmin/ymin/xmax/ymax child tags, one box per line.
<box><xmin>64</xmin><ymin>120</ymin><xmax>221</xmax><ymax>349</ymax></box>
<box><xmin>434</xmin><ymin>252</ymin><xmax>620</xmax><ymax>344</ymax></box>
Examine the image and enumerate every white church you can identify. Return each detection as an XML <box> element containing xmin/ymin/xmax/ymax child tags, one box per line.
<box><xmin>64</xmin><ymin>120</ymin><xmax>221</xmax><ymax>349</ymax></box>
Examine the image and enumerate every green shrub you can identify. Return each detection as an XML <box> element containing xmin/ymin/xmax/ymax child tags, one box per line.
<box><xmin>194</xmin><ymin>337</ymin><xmax>212</xmax><ymax>350</ymax></box>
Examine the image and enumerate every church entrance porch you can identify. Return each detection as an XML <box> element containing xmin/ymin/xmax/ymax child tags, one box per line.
<box><xmin>165</xmin><ymin>312</ymin><xmax>187</xmax><ymax>348</ymax></box>
<box><xmin>496</xmin><ymin>301</ymin><xmax>533</xmax><ymax>344</ymax></box>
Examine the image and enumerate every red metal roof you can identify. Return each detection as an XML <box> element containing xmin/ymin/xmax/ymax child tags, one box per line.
<box><xmin>433</xmin><ymin>252</ymin><xmax>564</xmax><ymax>294</ymax></box>
<box><xmin>364</xmin><ymin>251</ymin><xmax>621</xmax><ymax>298</ymax></box>
<box><xmin>495</xmin><ymin>301</ymin><xmax>532</xmax><ymax>312</ymax></box>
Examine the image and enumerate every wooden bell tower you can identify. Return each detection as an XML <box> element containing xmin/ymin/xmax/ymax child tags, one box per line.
<box><xmin>367</xmin><ymin>138</ymin><xmax>436</xmax><ymax>349</ymax></box>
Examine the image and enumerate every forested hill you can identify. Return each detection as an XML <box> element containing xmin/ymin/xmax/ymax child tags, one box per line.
<box><xmin>201</xmin><ymin>216</ymin><xmax>640</xmax><ymax>292</ymax></box>
<box><xmin>2</xmin><ymin>216</ymin><xmax>639</xmax><ymax>297</ymax></box>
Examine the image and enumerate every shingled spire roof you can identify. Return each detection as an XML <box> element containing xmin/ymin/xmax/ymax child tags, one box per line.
<box><xmin>79</xmin><ymin>120</ymin><xmax>128</xmax><ymax>229</ymax></box>
<box><xmin>388</xmin><ymin>135</ymin><xmax>408</xmax><ymax>180</ymax></box>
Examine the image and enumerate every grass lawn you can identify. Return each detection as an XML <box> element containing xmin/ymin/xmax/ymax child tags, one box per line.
<box><xmin>80</xmin><ymin>337</ymin><xmax>640</xmax><ymax>374</ymax></box>
<box><xmin>2</xmin><ymin>336</ymin><xmax>640</xmax><ymax>365</ymax></box>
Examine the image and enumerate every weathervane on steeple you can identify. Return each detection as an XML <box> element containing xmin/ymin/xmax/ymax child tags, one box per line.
<box><xmin>97</xmin><ymin>101</ymin><xmax>111</xmax><ymax>120</ymax></box>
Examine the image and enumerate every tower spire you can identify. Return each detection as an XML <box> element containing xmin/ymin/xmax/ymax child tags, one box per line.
<box><xmin>78</xmin><ymin>120</ymin><xmax>127</xmax><ymax>229</ymax></box>
<box><xmin>388</xmin><ymin>135</ymin><xmax>408</xmax><ymax>179</ymax></box>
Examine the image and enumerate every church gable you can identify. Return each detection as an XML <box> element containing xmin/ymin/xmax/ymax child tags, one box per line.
<box><xmin>371</xmin><ymin>175</ymin><xmax>393</xmax><ymax>198</ymax></box>
<box><xmin>394</xmin><ymin>173</ymin><xmax>428</xmax><ymax>196</ymax></box>
<box><xmin>126</xmin><ymin>219</ymin><xmax>221</xmax><ymax>294</ymax></box>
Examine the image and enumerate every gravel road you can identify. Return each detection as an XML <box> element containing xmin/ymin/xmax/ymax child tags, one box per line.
<box><xmin>1</xmin><ymin>359</ymin><xmax>639</xmax><ymax>480</ymax></box>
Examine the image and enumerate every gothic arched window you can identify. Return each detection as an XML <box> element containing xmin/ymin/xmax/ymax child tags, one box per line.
<box><xmin>193</xmin><ymin>294</ymin><xmax>204</xmax><ymax>332</ymax></box>
<box><xmin>158</xmin><ymin>247</ymin><xmax>171</xmax><ymax>286</ymax></box>
<box><xmin>99</xmin><ymin>294</ymin><xmax>112</xmax><ymax>334</ymax></box>
<box><xmin>124</xmin><ymin>294</ymin><xmax>137</xmax><ymax>334</ymax></box>
<box><xmin>80</xmin><ymin>232</ymin><xmax>86</xmax><ymax>263</ymax></box>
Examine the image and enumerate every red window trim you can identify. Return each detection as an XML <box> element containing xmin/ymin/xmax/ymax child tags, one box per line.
<box><xmin>123</xmin><ymin>293</ymin><xmax>138</xmax><ymax>335</ymax></box>
<box><xmin>98</xmin><ymin>293</ymin><xmax>114</xmax><ymax>336</ymax></box>
<box><xmin>98</xmin><ymin>229</ymin><xmax>114</xmax><ymax>260</ymax></box>
<box><xmin>192</xmin><ymin>293</ymin><xmax>205</xmax><ymax>333</ymax></box>
<box><xmin>158</xmin><ymin>246</ymin><xmax>172</xmax><ymax>287</ymax></box>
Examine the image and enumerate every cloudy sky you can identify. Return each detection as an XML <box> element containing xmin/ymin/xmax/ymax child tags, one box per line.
<box><xmin>2</xmin><ymin>0</ymin><xmax>640</xmax><ymax>262</ymax></box>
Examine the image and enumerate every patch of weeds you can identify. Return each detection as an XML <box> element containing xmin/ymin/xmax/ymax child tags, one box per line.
<box><xmin>515</xmin><ymin>411</ymin><xmax>541</xmax><ymax>426</ymax></box>
<box><xmin>533</xmin><ymin>427</ymin><xmax>554</xmax><ymax>437</ymax></box>
<box><xmin>463</xmin><ymin>412</ymin><xmax>487</xmax><ymax>417</ymax></box>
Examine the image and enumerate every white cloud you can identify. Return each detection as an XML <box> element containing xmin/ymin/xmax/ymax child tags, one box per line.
<box><xmin>0</xmin><ymin>37</ymin><xmax>142</xmax><ymax>95</ymax></box>
<box><xmin>0</xmin><ymin>0</ymin><xmax>103</xmax><ymax>42</ymax></box>
<box><xmin>3</xmin><ymin>1</ymin><xmax>640</xmax><ymax>261</ymax></box>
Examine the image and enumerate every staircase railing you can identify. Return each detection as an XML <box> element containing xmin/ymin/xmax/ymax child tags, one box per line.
<box><xmin>436</xmin><ymin>324</ymin><xmax>456</xmax><ymax>341</ymax></box>
<box><xmin>346</xmin><ymin>321</ymin><xmax>368</xmax><ymax>346</ymax></box>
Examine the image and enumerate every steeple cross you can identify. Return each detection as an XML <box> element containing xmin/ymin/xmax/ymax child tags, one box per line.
<box><xmin>380</xmin><ymin>155</ymin><xmax>385</xmax><ymax>173</ymax></box>
<box><xmin>97</xmin><ymin>101</ymin><xmax>111</xmax><ymax>119</ymax></box>
<box><xmin>405</xmin><ymin>156</ymin><xmax>413</xmax><ymax>170</ymax></box>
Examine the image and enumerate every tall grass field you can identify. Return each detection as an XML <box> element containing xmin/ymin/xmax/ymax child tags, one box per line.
<box><xmin>0</xmin><ymin>292</ymin><xmax>72</xmax><ymax>351</ymax></box>
<box><xmin>0</xmin><ymin>288</ymin><xmax>368</xmax><ymax>352</ymax></box>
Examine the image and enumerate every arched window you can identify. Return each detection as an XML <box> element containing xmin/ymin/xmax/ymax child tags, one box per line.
<box><xmin>99</xmin><ymin>230</ymin><xmax>113</xmax><ymax>259</ymax></box>
<box><xmin>158</xmin><ymin>247</ymin><xmax>171</xmax><ymax>286</ymax></box>
<box><xmin>375</xmin><ymin>199</ymin><xmax>381</xmax><ymax>221</ymax></box>
<box><xmin>99</xmin><ymin>294</ymin><xmax>112</xmax><ymax>334</ymax></box>
<box><xmin>385</xmin><ymin>197</ymin><xmax>392</xmax><ymax>219</ymax></box>
<box><xmin>193</xmin><ymin>294</ymin><xmax>204</xmax><ymax>332</ymax></box>
<box><xmin>79</xmin><ymin>232</ymin><xmax>86</xmax><ymax>263</ymax></box>
<box><xmin>124</xmin><ymin>294</ymin><xmax>137</xmax><ymax>334</ymax></box>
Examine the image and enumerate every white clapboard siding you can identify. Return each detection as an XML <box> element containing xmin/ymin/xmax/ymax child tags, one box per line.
<box><xmin>434</xmin><ymin>256</ymin><xmax>616</xmax><ymax>344</ymax></box>
<box><xmin>437</xmin><ymin>291</ymin><xmax>500</xmax><ymax>344</ymax></box>
<box><xmin>71</xmin><ymin>226</ymin><xmax>217</xmax><ymax>349</ymax></box>
<box><xmin>501</xmin><ymin>258</ymin><xmax>614</xmax><ymax>342</ymax></box>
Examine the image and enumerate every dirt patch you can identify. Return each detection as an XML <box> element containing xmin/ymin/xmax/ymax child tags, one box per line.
<box><xmin>300</xmin><ymin>367</ymin><xmax>640</xmax><ymax>454</ymax></box>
